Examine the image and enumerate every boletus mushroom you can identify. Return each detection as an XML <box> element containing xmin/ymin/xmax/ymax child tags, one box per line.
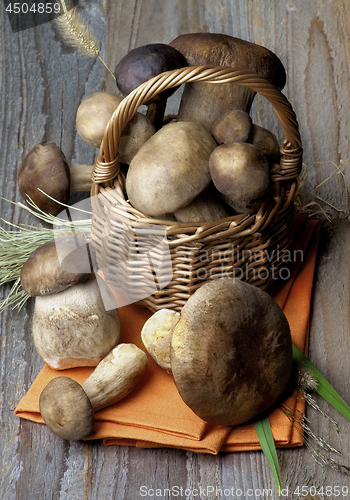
<box><xmin>141</xmin><ymin>278</ymin><xmax>293</xmax><ymax>426</ymax></box>
<box><xmin>211</xmin><ymin>110</ymin><xmax>252</xmax><ymax>145</ymax></box>
<box><xmin>126</xmin><ymin>121</ymin><xmax>216</xmax><ymax>217</ymax></box>
<box><xmin>169</xmin><ymin>33</ymin><xmax>286</xmax><ymax>132</ymax></box>
<box><xmin>18</xmin><ymin>142</ymin><xmax>96</xmax><ymax>215</ymax></box>
<box><xmin>247</xmin><ymin>124</ymin><xmax>280</xmax><ymax>162</ymax></box>
<box><xmin>76</xmin><ymin>91</ymin><xmax>156</xmax><ymax>161</ymax></box>
<box><xmin>173</xmin><ymin>186</ymin><xmax>229</xmax><ymax>223</ymax></box>
<box><xmin>39</xmin><ymin>343</ymin><xmax>148</xmax><ymax>440</ymax></box>
<box><xmin>21</xmin><ymin>237</ymin><xmax>120</xmax><ymax>369</ymax></box>
<box><xmin>114</xmin><ymin>43</ymin><xmax>187</xmax><ymax>130</ymax></box>
<box><xmin>209</xmin><ymin>142</ymin><xmax>271</xmax><ymax>213</ymax></box>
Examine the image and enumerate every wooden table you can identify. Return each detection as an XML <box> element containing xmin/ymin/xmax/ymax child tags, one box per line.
<box><xmin>1</xmin><ymin>1</ymin><xmax>350</xmax><ymax>498</ymax></box>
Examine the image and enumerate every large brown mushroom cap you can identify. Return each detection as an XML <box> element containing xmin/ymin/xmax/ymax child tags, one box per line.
<box><xmin>169</xmin><ymin>33</ymin><xmax>286</xmax><ymax>131</ymax></box>
<box><xmin>170</xmin><ymin>278</ymin><xmax>293</xmax><ymax>426</ymax></box>
<box><xmin>39</xmin><ymin>377</ymin><xmax>94</xmax><ymax>441</ymax></box>
<box><xmin>17</xmin><ymin>142</ymin><xmax>70</xmax><ymax>216</ymax></box>
<box><xmin>20</xmin><ymin>236</ymin><xmax>90</xmax><ymax>297</ymax></box>
<box><xmin>126</xmin><ymin>121</ymin><xmax>216</xmax><ymax>216</ymax></box>
<box><xmin>170</xmin><ymin>33</ymin><xmax>286</xmax><ymax>89</ymax></box>
<box><xmin>76</xmin><ymin>92</ymin><xmax>156</xmax><ymax>162</ymax></box>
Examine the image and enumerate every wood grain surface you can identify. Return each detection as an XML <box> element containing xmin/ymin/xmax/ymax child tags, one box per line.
<box><xmin>1</xmin><ymin>0</ymin><xmax>350</xmax><ymax>498</ymax></box>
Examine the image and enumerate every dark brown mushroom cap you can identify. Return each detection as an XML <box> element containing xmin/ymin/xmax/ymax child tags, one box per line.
<box><xmin>17</xmin><ymin>142</ymin><xmax>70</xmax><ymax>216</ymax></box>
<box><xmin>170</xmin><ymin>278</ymin><xmax>293</xmax><ymax>426</ymax></box>
<box><xmin>20</xmin><ymin>236</ymin><xmax>91</xmax><ymax>296</ymax></box>
<box><xmin>114</xmin><ymin>43</ymin><xmax>188</xmax><ymax>104</ymax></box>
<box><xmin>39</xmin><ymin>377</ymin><xmax>94</xmax><ymax>441</ymax></box>
<box><xmin>169</xmin><ymin>33</ymin><xmax>286</xmax><ymax>90</ymax></box>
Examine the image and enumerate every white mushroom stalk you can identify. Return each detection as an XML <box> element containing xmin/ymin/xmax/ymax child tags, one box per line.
<box><xmin>81</xmin><ymin>344</ymin><xmax>148</xmax><ymax>411</ymax></box>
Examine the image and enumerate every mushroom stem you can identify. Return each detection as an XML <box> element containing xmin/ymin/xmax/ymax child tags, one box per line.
<box><xmin>169</xmin><ymin>33</ymin><xmax>286</xmax><ymax>132</ymax></box>
<box><xmin>81</xmin><ymin>343</ymin><xmax>148</xmax><ymax>412</ymax></box>
<box><xmin>68</xmin><ymin>163</ymin><xmax>94</xmax><ymax>192</ymax></box>
<box><xmin>146</xmin><ymin>99</ymin><xmax>167</xmax><ymax>131</ymax></box>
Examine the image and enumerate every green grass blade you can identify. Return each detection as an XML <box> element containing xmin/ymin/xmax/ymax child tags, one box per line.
<box><xmin>292</xmin><ymin>344</ymin><xmax>350</xmax><ymax>422</ymax></box>
<box><xmin>254</xmin><ymin>417</ymin><xmax>281</xmax><ymax>491</ymax></box>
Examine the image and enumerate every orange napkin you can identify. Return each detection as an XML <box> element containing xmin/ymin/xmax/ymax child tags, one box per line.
<box><xmin>15</xmin><ymin>214</ymin><xmax>320</xmax><ymax>454</ymax></box>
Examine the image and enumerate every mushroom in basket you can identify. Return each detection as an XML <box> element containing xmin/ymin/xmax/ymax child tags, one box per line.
<box><xmin>209</xmin><ymin>142</ymin><xmax>271</xmax><ymax>214</ymax></box>
<box><xmin>114</xmin><ymin>43</ymin><xmax>188</xmax><ymax>130</ymax></box>
<box><xmin>125</xmin><ymin>120</ymin><xmax>229</xmax><ymax>222</ymax></box>
<box><xmin>75</xmin><ymin>91</ymin><xmax>156</xmax><ymax>162</ymax></box>
<box><xmin>169</xmin><ymin>32</ymin><xmax>286</xmax><ymax>132</ymax></box>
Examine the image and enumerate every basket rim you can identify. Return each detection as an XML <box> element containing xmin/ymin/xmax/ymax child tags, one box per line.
<box><xmin>91</xmin><ymin>64</ymin><xmax>303</xmax><ymax>190</ymax></box>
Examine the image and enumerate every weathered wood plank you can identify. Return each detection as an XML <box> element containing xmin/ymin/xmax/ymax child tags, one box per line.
<box><xmin>1</xmin><ymin>0</ymin><xmax>350</xmax><ymax>498</ymax></box>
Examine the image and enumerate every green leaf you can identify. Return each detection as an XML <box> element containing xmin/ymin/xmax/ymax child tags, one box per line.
<box><xmin>254</xmin><ymin>417</ymin><xmax>281</xmax><ymax>491</ymax></box>
<box><xmin>292</xmin><ymin>344</ymin><xmax>350</xmax><ymax>422</ymax></box>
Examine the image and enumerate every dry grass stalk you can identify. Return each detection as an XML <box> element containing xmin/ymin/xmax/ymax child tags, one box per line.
<box><xmin>55</xmin><ymin>0</ymin><xmax>115</xmax><ymax>80</ymax></box>
<box><xmin>295</xmin><ymin>159</ymin><xmax>349</xmax><ymax>221</ymax></box>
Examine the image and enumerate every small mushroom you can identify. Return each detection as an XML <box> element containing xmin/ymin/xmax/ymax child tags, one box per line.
<box><xmin>18</xmin><ymin>142</ymin><xmax>95</xmax><ymax>215</ymax></box>
<box><xmin>211</xmin><ymin>110</ymin><xmax>252</xmax><ymax>145</ymax></box>
<box><xmin>141</xmin><ymin>278</ymin><xmax>293</xmax><ymax>427</ymax></box>
<box><xmin>114</xmin><ymin>43</ymin><xmax>188</xmax><ymax>130</ymax></box>
<box><xmin>209</xmin><ymin>142</ymin><xmax>271</xmax><ymax>213</ymax></box>
<box><xmin>141</xmin><ymin>309</ymin><xmax>179</xmax><ymax>373</ymax></box>
<box><xmin>169</xmin><ymin>33</ymin><xmax>286</xmax><ymax>132</ymax></box>
<box><xmin>126</xmin><ymin>121</ymin><xmax>217</xmax><ymax>217</ymax></box>
<box><xmin>173</xmin><ymin>186</ymin><xmax>229</xmax><ymax>223</ymax></box>
<box><xmin>76</xmin><ymin>91</ymin><xmax>156</xmax><ymax>161</ymax></box>
<box><xmin>247</xmin><ymin>124</ymin><xmax>280</xmax><ymax>162</ymax></box>
<box><xmin>39</xmin><ymin>343</ymin><xmax>148</xmax><ymax>440</ymax></box>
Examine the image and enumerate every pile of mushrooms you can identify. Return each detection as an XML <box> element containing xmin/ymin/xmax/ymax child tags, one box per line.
<box><xmin>14</xmin><ymin>32</ymin><xmax>295</xmax><ymax>439</ymax></box>
<box><xmin>111</xmin><ymin>33</ymin><xmax>284</xmax><ymax>221</ymax></box>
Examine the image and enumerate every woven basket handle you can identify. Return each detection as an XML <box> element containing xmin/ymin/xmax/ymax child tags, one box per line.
<box><xmin>92</xmin><ymin>65</ymin><xmax>302</xmax><ymax>189</ymax></box>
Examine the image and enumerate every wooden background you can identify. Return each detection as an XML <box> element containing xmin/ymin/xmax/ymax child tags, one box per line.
<box><xmin>1</xmin><ymin>0</ymin><xmax>350</xmax><ymax>498</ymax></box>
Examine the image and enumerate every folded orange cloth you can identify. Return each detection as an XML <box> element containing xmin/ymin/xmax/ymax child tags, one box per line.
<box><xmin>15</xmin><ymin>214</ymin><xmax>320</xmax><ymax>454</ymax></box>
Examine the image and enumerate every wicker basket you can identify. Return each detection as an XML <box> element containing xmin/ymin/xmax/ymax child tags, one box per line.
<box><xmin>90</xmin><ymin>65</ymin><xmax>302</xmax><ymax>312</ymax></box>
